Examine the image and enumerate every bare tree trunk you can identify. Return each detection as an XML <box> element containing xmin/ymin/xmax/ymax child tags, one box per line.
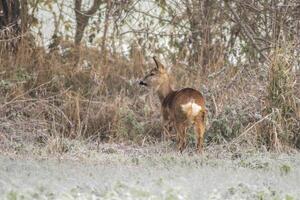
<box><xmin>200</xmin><ymin>0</ymin><xmax>212</xmax><ymax>74</ymax></box>
<box><xmin>74</xmin><ymin>0</ymin><xmax>102</xmax><ymax>45</ymax></box>
<box><xmin>185</xmin><ymin>0</ymin><xmax>201</xmax><ymax>67</ymax></box>
<box><xmin>20</xmin><ymin>0</ymin><xmax>28</xmax><ymax>33</ymax></box>
<box><xmin>0</xmin><ymin>0</ymin><xmax>21</xmax><ymax>52</ymax></box>
<box><xmin>271</xmin><ymin>0</ymin><xmax>283</xmax><ymax>48</ymax></box>
<box><xmin>185</xmin><ymin>0</ymin><xmax>213</xmax><ymax>73</ymax></box>
<box><xmin>101</xmin><ymin>0</ymin><xmax>112</xmax><ymax>63</ymax></box>
<box><xmin>0</xmin><ymin>0</ymin><xmax>20</xmax><ymax>29</ymax></box>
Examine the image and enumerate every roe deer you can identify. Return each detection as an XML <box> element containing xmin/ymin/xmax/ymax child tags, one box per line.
<box><xmin>139</xmin><ymin>57</ymin><xmax>206</xmax><ymax>153</ymax></box>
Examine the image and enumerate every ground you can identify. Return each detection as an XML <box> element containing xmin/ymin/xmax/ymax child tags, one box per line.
<box><xmin>0</xmin><ymin>143</ymin><xmax>299</xmax><ymax>200</ymax></box>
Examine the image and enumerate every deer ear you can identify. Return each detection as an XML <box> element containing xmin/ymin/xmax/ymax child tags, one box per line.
<box><xmin>153</xmin><ymin>56</ymin><xmax>165</xmax><ymax>71</ymax></box>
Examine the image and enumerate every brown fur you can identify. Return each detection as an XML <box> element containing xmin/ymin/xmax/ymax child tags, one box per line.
<box><xmin>140</xmin><ymin>57</ymin><xmax>206</xmax><ymax>153</ymax></box>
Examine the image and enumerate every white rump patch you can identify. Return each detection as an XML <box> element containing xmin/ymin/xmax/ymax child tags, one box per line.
<box><xmin>181</xmin><ymin>101</ymin><xmax>202</xmax><ymax>117</ymax></box>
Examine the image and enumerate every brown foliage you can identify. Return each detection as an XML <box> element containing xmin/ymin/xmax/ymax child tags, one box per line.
<box><xmin>0</xmin><ymin>41</ymin><xmax>298</xmax><ymax>153</ymax></box>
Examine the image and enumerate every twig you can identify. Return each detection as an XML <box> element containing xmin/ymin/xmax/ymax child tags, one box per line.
<box><xmin>231</xmin><ymin>112</ymin><xmax>274</xmax><ymax>143</ymax></box>
<box><xmin>1</xmin><ymin>78</ymin><xmax>56</xmax><ymax>109</ymax></box>
<box><xmin>224</xmin><ymin>1</ymin><xmax>270</xmax><ymax>63</ymax></box>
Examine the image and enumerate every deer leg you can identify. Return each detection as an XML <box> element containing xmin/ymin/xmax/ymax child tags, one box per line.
<box><xmin>195</xmin><ymin>116</ymin><xmax>206</xmax><ymax>154</ymax></box>
<box><xmin>182</xmin><ymin>126</ymin><xmax>187</xmax><ymax>151</ymax></box>
<box><xmin>175</xmin><ymin>122</ymin><xmax>187</xmax><ymax>153</ymax></box>
<box><xmin>167</xmin><ymin>122</ymin><xmax>177</xmax><ymax>142</ymax></box>
<box><xmin>162</xmin><ymin>119</ymin><xmax>168</xmax><ymax>141</ymax></box>
<box><xmin>175</xmin><ymin>123</ymin><xmax>182</xmax><ymax>152</ymax></box>
<box><xmin>161</xmin><ymin>107</ymin><xmax>171</xmax><ymax>141</ymax></box>
<box><xmin>162</xmin><ymin>119</ymin><xmax>172</xmax><ymax>141</ymax></box>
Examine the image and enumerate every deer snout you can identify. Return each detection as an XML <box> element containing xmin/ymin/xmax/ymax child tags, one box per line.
<box><xmin>139</xmin><ymin>80</ymin><xmax>148</xmax><ymax>86</ymax></box>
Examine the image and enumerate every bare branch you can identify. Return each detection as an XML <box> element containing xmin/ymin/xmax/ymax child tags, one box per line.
<box><xmin>225</xmin><ymin>1</ymin><xmax>270</xmax><ymax>63</ymax></box>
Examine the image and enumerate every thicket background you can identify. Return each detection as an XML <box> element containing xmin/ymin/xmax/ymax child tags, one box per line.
<box><xmin>0</xmin><ymin>0</ymin><xmax>299</xmax><ymax>153</ymax></box>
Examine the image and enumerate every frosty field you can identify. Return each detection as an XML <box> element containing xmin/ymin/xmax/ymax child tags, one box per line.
<box><xmin>0</xmin><ymin>144</ymin><xmax>299</xmax><ymax>200</ymax></box>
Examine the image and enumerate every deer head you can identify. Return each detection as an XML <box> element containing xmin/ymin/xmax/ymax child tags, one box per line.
<box><xmin>139</xmin><ymin>57</ymin><xmax>171</xmax><ymax>88</ymax></box>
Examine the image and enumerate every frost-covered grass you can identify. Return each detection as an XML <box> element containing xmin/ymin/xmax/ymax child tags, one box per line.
<box><xmin>0</xmin><ymin>143</ymin><xmax>300</xmax><ymax>200</ymax></box>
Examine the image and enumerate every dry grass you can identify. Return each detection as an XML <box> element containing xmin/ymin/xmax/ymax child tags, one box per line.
<box><xmin>260</xmin><ymin>47</ymin><xmax>300</xmax><ymax>151</ymax></box>
<box><xmin>0</xmin><ymin>39</ymin><xmax>299</xmax><ymax>154</ymax></box>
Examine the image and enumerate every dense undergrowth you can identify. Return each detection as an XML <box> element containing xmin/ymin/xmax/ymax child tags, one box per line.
<box><xmin>0</xmin><ymin>39</ymin><xmax>299</xmax><ymax>154</ymax></box>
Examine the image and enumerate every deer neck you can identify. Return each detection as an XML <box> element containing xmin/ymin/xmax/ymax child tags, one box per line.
<box><xmin>157</xmin><ymin>80</ymin><xmax>174</xmax><ymax>103</ymax></box>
